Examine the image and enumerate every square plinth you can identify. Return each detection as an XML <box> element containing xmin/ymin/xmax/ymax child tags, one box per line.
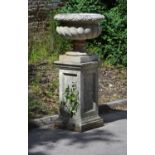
<box><xmin>54</xmin><ymin>56</ymin><xmax>103</xmax><ymax>132</ymax></box>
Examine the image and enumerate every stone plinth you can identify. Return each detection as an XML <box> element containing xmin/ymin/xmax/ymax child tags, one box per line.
<box><xmin>54</xmin><ymin>55</ymin><xmax>103</xmax><ymax>132</ymax></box>
<box><xmin>54</xmin><ymin>13</ymin><xmax>104</xmax><ymax>132</ymax></box>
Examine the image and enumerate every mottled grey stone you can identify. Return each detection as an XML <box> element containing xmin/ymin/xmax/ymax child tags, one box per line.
<box><xmin>54</xmin><ymin>59</ymin><xmax>103</xmax><ymax>132</ymax></box>
<box><xmin>54</xmin><ymin>13</ymin><xmax>104</xmax><ymax>40</ymax></box>
<box><xmin>59</xmin><ymin>54</ymin><xmax>98</xmax><ymax>63</ymax></box>
<box><xmin>54</xmin><ymin>13</ymin><xmax>105</xmax><ymax>23</ymax></box>
<box><xmin>54</xmin><ymin>13</ymin><xmax>104</xmax><ymax>132</ymax></box>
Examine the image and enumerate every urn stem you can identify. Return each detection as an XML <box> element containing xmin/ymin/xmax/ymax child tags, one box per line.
<box><xmin>72</xmin><ymin>40</ymin><xmax>86</xmax><ymax>52</ymax></box>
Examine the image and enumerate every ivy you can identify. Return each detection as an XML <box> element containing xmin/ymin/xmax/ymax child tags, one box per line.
<box><xmin>60</xmin><ymin>83</ymin><xmax>79</xmax><ymax>118</ymax></box>
<box><xmin>57</xmin><ymin>0</ymin><xmax>127</xmax><ymax>66</ymax></box>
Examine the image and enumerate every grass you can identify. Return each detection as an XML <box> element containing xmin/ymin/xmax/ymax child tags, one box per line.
<box><xmin>28</xmin><ymin>10</ymin><xmax>71</xmax><ymax>120</ymax></box>
<box><xmin>29</xmin><ymin>70</ymin><xmax>59</xmax><ymax>119</ymax></box>
<box><xmin>28</xmin><ymin>26</ymin><xmax>126</xmax><ymax>120</ymax></box>
<box><xmin>28</xmin><ymin>62</ymin><xmax>127</xmax><ymax>120</ymax></box>
<box><xmin>28</xmin><ymin>31</ymin><xmax>59</xmax><ymax>64</ymax></box>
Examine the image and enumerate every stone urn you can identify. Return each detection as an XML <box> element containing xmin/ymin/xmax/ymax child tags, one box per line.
<box><xmin>54</xmin><ymin>13</ymin><xmax>104</xmax><ymax>60</ymax></box>
<box><xmin>54</xmin><ymin>13</ymin><xmax>105</xmax><ymax>132</ymax></box>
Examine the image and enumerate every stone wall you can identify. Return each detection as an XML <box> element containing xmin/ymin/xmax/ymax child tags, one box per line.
<box><xmin>28</xmin><ymin>0</ymin><xmax>63</xmax><ymax>32</ymax></box>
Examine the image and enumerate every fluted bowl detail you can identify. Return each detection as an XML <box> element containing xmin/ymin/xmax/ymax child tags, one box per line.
<box><xmin>54</xmin><ymin>13</ymin><xmax>104</xmax><ymax>40</ymax></box>
<box><xmin>56</xmin><ymin>25</ymin><xmax>102</xmax><ymax>40</ymax></box>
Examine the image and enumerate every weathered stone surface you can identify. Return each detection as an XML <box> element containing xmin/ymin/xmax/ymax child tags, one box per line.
<box><xmin>54</xmin><ymin>13</ymin><xmax>104</xmax><ymax>40</ymax></box>
<box><xmin>66</xmin><ymin>51</ymin><xmax>87</xmax><ymax>56</ymax></box>
<box><xmin>58</xmin><ymin>54</ymin><xmax>98</xmax><ymax>63</ymax></box>
<box><xmin>54</xmin><ymin>13</ymin><xmax>104</xmax><ymax>132</ymax></box>
<box><xmin>54</xmin><ymin>13</ymin><xmax>105</xmax><ymax>23</ymax></box>
<box><xmin>54</xmin><ymin>60</ymin><xmax>103</xmax><ymax>132</ymax></box>
<box><xmin>56</xmin><ymin>25</ymin><xmax>102</xmax><ymax>40</ymax></box>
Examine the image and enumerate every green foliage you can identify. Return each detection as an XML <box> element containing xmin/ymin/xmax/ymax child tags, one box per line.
<box><xmin>28</xmin><ymin>79</ymin><xmax>59</xmax><ymax>119</ymax></box>
<box><xmin>29</xmin><ymin>32</ymin><xmax>56</xmax><ymax>64</ymax></box>
<box><xmin>28</xmin><ymin>9</ymin><xmax>71</xmax><ymax>64</ymax></box>
<box><xmin>59</xmin><ymin>0</ymin><xmax>105</xmax><ymax>13</ymax></box>
<box><xmin>28</xmin><ymin>62</ymin><xmax>59</xmax><ymax>119</ymax></box>
<box><xmin>58</xmin><ymin>0</ymin><xmax>127</xmax><ymax>66</ymax></box>
<box><xmin>60</xmin><ymin>83</ymin><xmax>79</xmax><ymax>118</ymax></box>
<box><xmin>28</xmin><ymin>0</ymin><xmax>127</xmax><ymax>120</ymax></box>
<box><xmin>28</xmin><ymin>97</ymin><xmax>47</xmax><ymax>119</ymax></box>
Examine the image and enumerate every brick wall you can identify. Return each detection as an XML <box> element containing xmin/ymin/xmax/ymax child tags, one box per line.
<box><xmin>28</xmin><ymin>0</ymin><xmax>63</xmax><ymax>32</ymax></box>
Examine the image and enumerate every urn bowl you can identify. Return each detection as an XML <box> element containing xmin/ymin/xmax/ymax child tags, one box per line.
<box><xmin>54</xmin><ymin>13</ymin><xmax>105</xmax><ymax>40</ymax></box>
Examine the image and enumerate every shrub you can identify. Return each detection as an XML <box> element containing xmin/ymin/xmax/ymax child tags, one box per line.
<box><xmin>57</xmin><ymin>0</ymin><xmax>127</xmax><ymax>66</ymax></box>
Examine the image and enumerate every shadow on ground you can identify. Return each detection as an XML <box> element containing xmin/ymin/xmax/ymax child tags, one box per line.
<box><xmin>99</xmin><ymin>104</ymin><xmax>127</xmax><ymax>123</ymax></box>
<box><xmin>29</xmin><ymin>107</ymin><xmax>127</xmax><ymax>155</ymax></box>
<box><xmin>29</xmin><ymin>128</ymin><xmax>119</xmax><ymax>155</ymax></box>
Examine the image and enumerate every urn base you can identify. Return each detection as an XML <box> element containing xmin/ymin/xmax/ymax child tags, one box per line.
<box><xmin>59</xmin><ymin>52</ymin><xmax>98</xmax><ymax>63</ymax></box>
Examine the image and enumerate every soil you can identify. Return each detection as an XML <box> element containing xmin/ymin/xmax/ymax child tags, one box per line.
<box><xmin>28</xmin><ymin>62</ymin><xmax>127</xmax><ymax>119</ymax></box>
<box><xmin>98</xmin><ymin>66</ymin><xmax>127</xmax><ymax>104</ymax></box>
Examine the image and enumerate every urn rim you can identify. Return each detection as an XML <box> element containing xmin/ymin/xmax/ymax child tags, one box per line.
<box><xmin>54</xmin><ymin>13</ymin><xmax>105</xmax><ymax>23</ymax></box>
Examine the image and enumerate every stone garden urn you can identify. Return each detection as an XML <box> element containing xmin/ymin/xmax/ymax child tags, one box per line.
<box><xmin>54</xmin><ymin>13</ymin><xmax>105</xmax><ymax>132</ymax></box>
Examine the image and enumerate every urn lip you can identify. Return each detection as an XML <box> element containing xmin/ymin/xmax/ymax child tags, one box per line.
<box><xmin>54</xmin><ymin>13</ymin><xmax>105</xmax><ymax>23</ymax></box>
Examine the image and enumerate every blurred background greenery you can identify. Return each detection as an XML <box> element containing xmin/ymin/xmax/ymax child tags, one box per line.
<box><xmin>28</xmin><ymin>0</ymin><xmax>127</xmax><ymax>120</ymax></box>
